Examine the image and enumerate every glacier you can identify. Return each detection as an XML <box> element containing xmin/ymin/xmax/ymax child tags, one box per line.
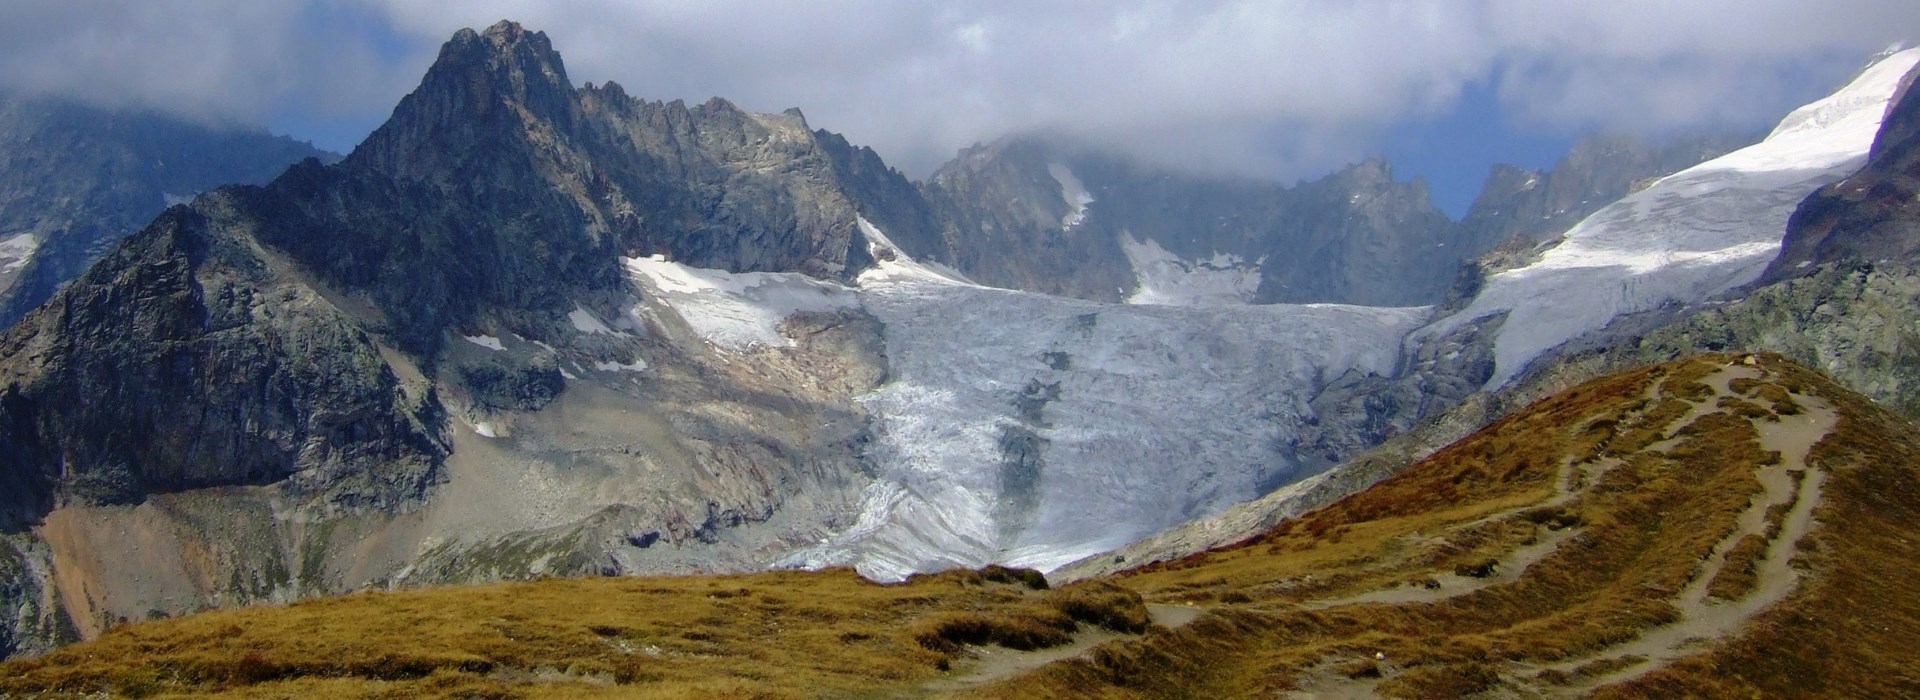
<box><xmin>1420</xmin><ymin>48</ymin><xmax>1920</xmax><ymax>388</ymax></box>
<box><xmin>625</xmin><ymin>220</ymin><xmax>1423</xmax><ymax>581</ymax></box>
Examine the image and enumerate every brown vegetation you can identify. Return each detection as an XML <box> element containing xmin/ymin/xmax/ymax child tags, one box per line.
<box><xmin>0</xmin><ymin>567</ymin><xmax>1144</xmax><ymax>699</ymax></box>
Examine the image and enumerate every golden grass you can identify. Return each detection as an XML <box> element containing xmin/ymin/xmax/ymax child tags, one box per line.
<box><xmin>1703</xmin><ymin>533</ymin><xmax>1765</xmax><ymax>601</ymax></box>
<box><xmin>0</xmin><ymin>567</ymin><xmax>1145</xmax><ymax>699</ymax></box>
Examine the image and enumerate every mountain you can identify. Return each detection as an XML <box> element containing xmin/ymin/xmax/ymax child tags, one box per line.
<box><xmin>0</xmin><ymin>21</ymin><xmax>906</xmax><ymax>656</ymax></box>
<box><xmin>899</xmin><ymin>138</ymin><xmax>1474</xmax><ymax>306</ymax></box>
<box><xmin>1423</xmin><ymin>48</ymin><xmax>1920</xmax><ymax>389</ymax></box>
<box><xmin>7</xmin><ymin>353</ymin><xmax>1918</xmax><ymax>698</ymax></box>
<box><xmin>0</xmin><ymin>91</ymin><xmax>334</xmax><ymax>325</ymax></box>
<box><xmin>0</xmin><ymin>21</ymin><xmax>1432</xmax><ymax>657</ymax></box>
<box><xmin>1</xmin><ymin>20</ymin><xmax>1912</xmax><ymax>666</ymax></box>
<box><xmin>1455</xmin><ymin>130</ymin><xmax>1760</xmax><ymax>256</ymax></box>
<box><xmin>1060</xmin><ymin>49</ymin><xmax>1920</xmax><ymax>580</ymax></box>
<box><xmin>883</xmin><ymin>131</ymin><xmax>1750</xmax><ymax>309</ymax></box>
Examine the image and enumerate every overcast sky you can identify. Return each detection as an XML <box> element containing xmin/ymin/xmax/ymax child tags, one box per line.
<box><xmin>2</xmin><ymin>1</ymin><xmax>1915</xmax><ymax>215</ymax></box>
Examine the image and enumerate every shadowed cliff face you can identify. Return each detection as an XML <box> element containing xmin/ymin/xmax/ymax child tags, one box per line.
<box><xmin>0</xmin><ymin>202</ymin><xmax>446</xmax><ymax>531</ymax></box>
<box><xmin>900</xmin><ymin>138</ymin><xmax>1463</xmax><ymax>306</ymax></box>
<box><xmin>338</xmin><ymin>22</ymin><xmax>895</xmax><ymax>297</ymax></box>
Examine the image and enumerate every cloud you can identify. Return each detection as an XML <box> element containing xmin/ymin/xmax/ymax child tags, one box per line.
<box><xmin>2</xmin><ymin>1</ymin><xmax>1915</xmax><ymax>179</ymax></box>
<box><xmin>0</xmin><ymin>1</ymin><xmax>426</xmax><ymax>129</ymax></box>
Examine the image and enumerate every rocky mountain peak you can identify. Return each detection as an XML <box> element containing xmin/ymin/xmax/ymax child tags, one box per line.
<box><xmin>346</xmin><ymin>20</ymin><xmax>576</xmax><ymax>179</ymax></box>
<box><xmin>0</xmin><ymin>91</ymin><xmax>333</xmax><ymax>326</ymax></box>
<box><xmin>1331</xmin><ymin>155</ymin><xmax>1394</xmax><ymax>187</ymax></box>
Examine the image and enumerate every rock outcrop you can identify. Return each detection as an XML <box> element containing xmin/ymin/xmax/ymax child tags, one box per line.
<box><xmin>904</xmin><ymin>138</ymin><xmax>1465</xmax><ymax>306</ymax></box>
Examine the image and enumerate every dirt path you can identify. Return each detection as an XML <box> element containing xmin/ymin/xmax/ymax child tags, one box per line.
<box><xmin>1305</xmin><ymin>525</ymin><xmax>1580</xmax><ymax>609</ymax></box>
<box><xmin>1270</xmin><ymin>362</ymin><xmax>1838</xmax><ymax>697</ymax></box>
<box><xmin>1546</xmin><ymin>384</ymin><xmax>1837</xmax><ymax>690</ymax></box>
<box><xmin>916</xmin><ymin>627</ymin><xmax>1133</xmax><ymax>693</ymax></box>
<box><xmin>1147</xmin><ymin>602</ymin><xmax>1206</xmax><ymax>628</ymax></box>
<box><xmin>1289</xmin><ymin>372</ymin><xmax>1715</xmax><ymax>612</ymax></box>
<box><xmin>911</xmin><ymin>602</ymin><xmax>1206</xmax><ymax>695</ymax></box>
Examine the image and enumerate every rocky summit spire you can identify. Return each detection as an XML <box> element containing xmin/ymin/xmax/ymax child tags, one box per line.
<box><xmin>346</xmin><ymin>20</ymin><xmax>579</xmax><ymax>179</ymax></box>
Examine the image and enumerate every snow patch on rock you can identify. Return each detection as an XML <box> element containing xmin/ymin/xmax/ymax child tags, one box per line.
<box><xmin>1120</xmin><ymin>231</ymin><xmax>1264</xmax><ymax>306</ymax></box>
<box><xmin>0</xmin><ymin>232</ymin><xmax>38</xmax><ymax>275</ymax></box>
<box><xmin>1047</xmin><ymin>162</ymin><xmax>1095</xmax><ymax>228</ymax></box>
<box><xmin>624</xmin><ymin>254</ymin><xmax>858</xmax><ymax>350</ymax></box>
<box><xmin>462</xmin><ymin>334</ymin><xmax>505</xmax><ymax>352</ymax></box>
<box><xmin>854</xmin><ymin>216</ymin><xmax>976</xmax><ymax>287</ymax></box>
<box><xmin>568</xmin><ymin>307</ymin><xmax>619</xmax><ymax>335</ymax></box>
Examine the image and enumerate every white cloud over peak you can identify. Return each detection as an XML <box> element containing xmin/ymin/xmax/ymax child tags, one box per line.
<box><xmin>1</xmin><ymin>1</ymin><xmax>1913</xmax><ymax>179</ymax></box>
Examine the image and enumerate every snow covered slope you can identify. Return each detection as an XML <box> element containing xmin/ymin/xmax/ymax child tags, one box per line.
<box><xmin>1422</xmin><ymin>48</ymin><xmax>1920</xmax><ymax>388</ymax></box>
<box><xmin>625</xmin><ymin>254</ymin><xmax>856</xmax><ymax>350</ymax></box>
<box><xmin>1047</xmin><ymin>162</ymin><xmax>1095</xmax><ymax>228</ymax></box>
<box><xmin>0</xmin><ymin>233</ymin><xmax>35</xmax><ymax>275</ymax></box>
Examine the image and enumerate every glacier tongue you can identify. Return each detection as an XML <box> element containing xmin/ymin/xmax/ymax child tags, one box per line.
<box><xmin>776</xmin><ymin>222</ymin><xmax>1427</xmax><ymax>581</ymax></box>
<box><xmin>624</xmin><ymin>219</ymin><xmax>1424</xmax><ymax>581</ymax></box>
<box><xmin>1422</xmin><ymin>48</ymin><xmax>1920</xmax><ymax>388</ymax></box>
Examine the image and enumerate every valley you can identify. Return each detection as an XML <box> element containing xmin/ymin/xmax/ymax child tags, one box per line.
<box><xmin>0</xmin><ymin>14</ymin><xmax>1917</xmax><ymax>698</ymax></box>
<box><xmin>7</xmin><ymin>353</ymin><xmax>1916</xmax><ymax>698</ymax></box>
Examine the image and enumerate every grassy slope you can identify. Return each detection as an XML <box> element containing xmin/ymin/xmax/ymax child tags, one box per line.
<box><xmin>4</xmin><ymin>353</ymin><xmax>1917</xmax><ymax>698</ymax></box>
<box><xmin>980</xmin><ymin>353</ymin><xmax>1920</xmax><ymax>698</ymax></box>
<box><xmin>0</xmin><ymin>566</ymin><xmax>1144</xmax><ymax>699</ymax></box>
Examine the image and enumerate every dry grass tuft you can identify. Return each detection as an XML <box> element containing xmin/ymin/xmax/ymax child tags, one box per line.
<box><xmin>1705</xmin><ymin>534</ymin><xmax>1767</xmax><ymax>601</ymax></box>
<box><xmin>1378</xmin><ymin>661</ymin><xmax>1503</xmax><ymax>699</ymax></box>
